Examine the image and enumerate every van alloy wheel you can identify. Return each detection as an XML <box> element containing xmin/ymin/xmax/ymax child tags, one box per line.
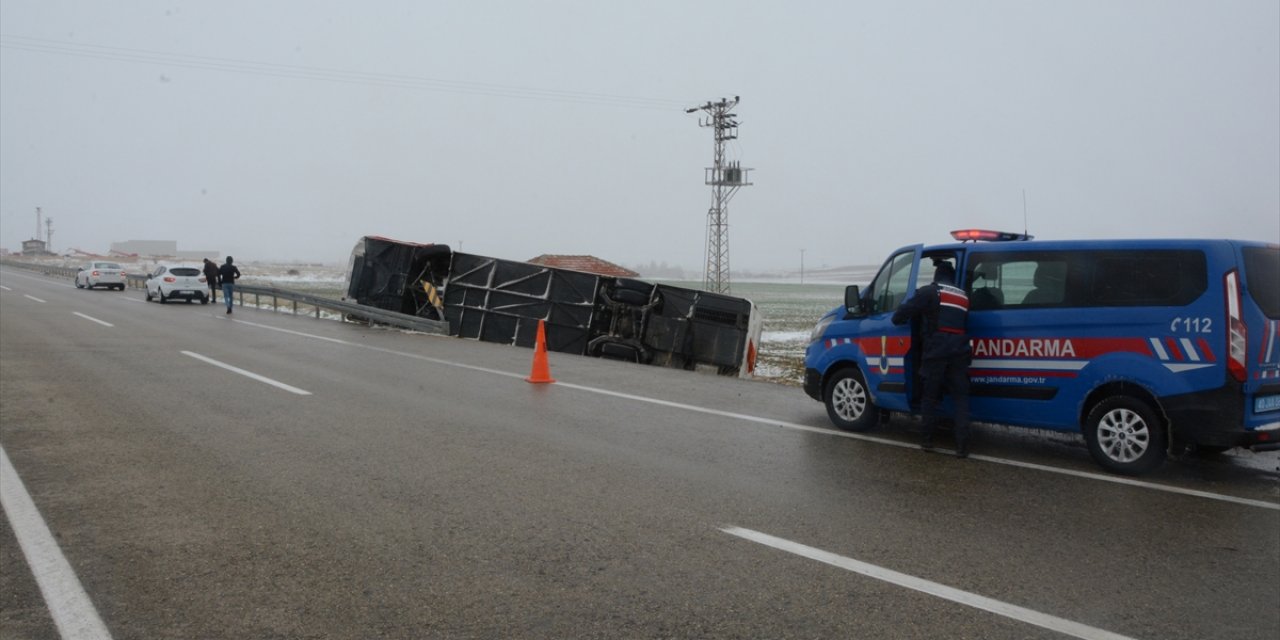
<box><xmin>823</xmin><ymin>368</ymin><xmax>879</xmax><ymax>432</ymax></box>
<box><xmin>1085</xmin><ymin>396</ymin><xmax>1166</xmax><ymax>475</ymax></box>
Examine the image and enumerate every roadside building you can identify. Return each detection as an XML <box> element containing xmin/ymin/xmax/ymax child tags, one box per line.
<box><xmin>526</xmin><ymin>254</ymin><xmax>639</xmax><ymax>278</ymax></box>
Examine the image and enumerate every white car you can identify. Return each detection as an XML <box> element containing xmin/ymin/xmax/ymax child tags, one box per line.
<box><xmin>145</xmin><ymin>264</ymin><xmax>209</xmax><ymax>304</ymax></box>
<box><xmin>75</xmin><ymin>261</ymin><xmax>127</xmax><ymax>290</ymax></box>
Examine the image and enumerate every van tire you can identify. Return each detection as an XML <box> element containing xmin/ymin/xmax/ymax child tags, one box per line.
<box><xmin>824</xmin><ymin>368</ymin><xmax>879</xmax><ymax>432</ymax></box>
<box><xmin>1084</xmin><ymin>396</ymin><xmax>1166</xmax><ymax>475</ymax></box>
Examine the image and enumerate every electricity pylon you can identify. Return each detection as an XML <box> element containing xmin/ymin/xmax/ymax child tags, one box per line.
<box><xmin>686</xmin><ymin>96</ymin><xmax>752</xmax><ymax>294</ymax></box>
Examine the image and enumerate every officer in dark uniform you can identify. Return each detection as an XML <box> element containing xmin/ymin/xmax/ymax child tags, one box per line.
<box><xmin>892</xmin><ymin>261</ymin><xmax>972</xmax><ymax>458</ymax></box>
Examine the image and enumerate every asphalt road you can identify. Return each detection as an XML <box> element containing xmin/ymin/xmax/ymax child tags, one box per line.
<box><xmin>2</xmin><ymin>266</ymin><xmax>1278</xmax><ymax>640</ymax></box>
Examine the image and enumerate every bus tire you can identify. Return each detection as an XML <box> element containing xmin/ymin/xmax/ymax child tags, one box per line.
<box><xmin>1084</xmin><ymin>396</ymin><xmax>1166</xmax><ymax>475</ymax></box>
<box><xmin>824</xmin><ymin>368</ymin><xmax>879</xmax><ymax>432</ymax></box>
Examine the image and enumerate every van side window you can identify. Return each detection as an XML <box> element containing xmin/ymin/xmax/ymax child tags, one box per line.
<box><xmin>965</xmin><ymin>259</ymin><xmax>1049</xmax><ymax>308</ymax></box>
<box><xmin>868</xmin><ymin>251</ymin><xmax>915</xmax><ymax>314</ymax></box>
<box><xmin>1091</xmin><ymin>253</ymin><xmax>1206</xmax><ymax>306</ymax></box>
<box><xmin>966</xmin><ymin>250</ymin><xmax>1207</xmax><ymax>309</ymax></box>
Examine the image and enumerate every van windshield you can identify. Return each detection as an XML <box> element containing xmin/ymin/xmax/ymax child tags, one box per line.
<box><xmin>1242</xmin><ymin>247</ymin><xmax>1279</xmax><ymax>319</ymax></box>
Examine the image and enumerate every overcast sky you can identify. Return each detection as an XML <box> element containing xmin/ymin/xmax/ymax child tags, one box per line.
<box><xmin>2</xmin><ymin>1</ymin><xmax>1277</xmax><ymax>271</ymax></box>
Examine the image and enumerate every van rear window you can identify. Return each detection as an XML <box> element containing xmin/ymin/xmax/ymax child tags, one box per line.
<box><xmin>966</xmin><ymin>250</ymin><xmax>1206</xmax><ymax>309</ymax></box>
<box><xmin>1242</xmin><ymin>247</ymin><xmax>1279</xmax><ymax>319</ymax></box>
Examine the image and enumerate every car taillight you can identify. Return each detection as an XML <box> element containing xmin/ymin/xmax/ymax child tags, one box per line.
<box><xmin>163</xmin><ymin>276</ymin><xmax>176</xmax><ymax>283</ymax></box>
<box><xmin>199</xmin><ymin>276</ymin><xmax>206</xmax><ymax>283</ymax></box>
<box><xmin>92</xmin><ymin>270</ymin><xmax>101</xmax><ymax>276</ymax></box>
<box><xmin>1225</xmin><ymin>270</ymin><xmax>1247</xmax><ymax>383</ymax></box>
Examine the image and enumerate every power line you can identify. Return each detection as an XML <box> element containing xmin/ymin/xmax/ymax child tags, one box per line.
<box><xmin>0</xmin><ymin>34</ymin><xmax>693</xmax><ymax>111</ymax></box>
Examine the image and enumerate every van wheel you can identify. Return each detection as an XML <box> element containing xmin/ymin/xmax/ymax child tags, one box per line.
<box><xmin>1084</xmin><ymin>397</ymin><xmax>1166</xmax><ymax>475</ymax></box>
<box><xmin>824</xmin><ymin>368</ymin><xmax>879</xmax><ymax>432</ymax></box>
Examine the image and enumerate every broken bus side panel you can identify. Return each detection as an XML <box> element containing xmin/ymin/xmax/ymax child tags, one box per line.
<box><xmin>345</xmin><ymin>236</ymin><xmax>762</xmax><ymax>377</ymax></box>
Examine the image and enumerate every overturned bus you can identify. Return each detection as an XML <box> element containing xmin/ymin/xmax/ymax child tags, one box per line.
<box><xmin>345</xmin><ymin>236</ymin><xmax>763</xmax><ymax>377</ymax></box>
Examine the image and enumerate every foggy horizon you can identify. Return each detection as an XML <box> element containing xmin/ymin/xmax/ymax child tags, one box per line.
<box><xmin>2</xmin><ymin>2</ymin><xmax>1277</xmax><ymax>271</ymax></box>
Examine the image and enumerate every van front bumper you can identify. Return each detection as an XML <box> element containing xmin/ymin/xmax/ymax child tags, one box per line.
<box><xmin>803</xmin><ymin>368</ymin><xmax>822</xmax><ymax>401</ymax></box>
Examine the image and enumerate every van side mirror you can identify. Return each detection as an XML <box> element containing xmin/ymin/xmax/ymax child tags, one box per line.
<box><xmin>844</xmin><ymin>285</ymin><xmax>864</xmax><ymax>317</ymax></box>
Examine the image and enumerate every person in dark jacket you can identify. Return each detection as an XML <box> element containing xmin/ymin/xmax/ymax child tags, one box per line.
<box><xmin>202</xmin><ymin>258</ymin><xmax>221</xmax><ymax>303</ymax></box>
<box><xmin>892</xmin><ymin>261</ymin><xmax>972</xmax><ymax>457</ymax></box>
<box><xmin>218</xmin><ymin>256</ymin><xmax>241</xmax><ymax>314</ymax></box>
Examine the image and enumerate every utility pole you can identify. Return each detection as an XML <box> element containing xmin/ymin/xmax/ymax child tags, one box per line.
<box><xmin>35</xmin><ymin>206</ymin><xmax>41</xmax><ymax>242</ymax></box>
<box><xmin>686</xmin><ymin>96</ymin><xmax>752</xmax><ymax>294</ymax></box>
<box><xmin>45</xmin><ymin>216</ymin><xmax>53</xmax><ymax>254</ymax></box>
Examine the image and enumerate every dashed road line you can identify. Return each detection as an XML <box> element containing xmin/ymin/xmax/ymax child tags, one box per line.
<box><xmin>23</xmin><ymin>294</ymin><xmax>47</xmax><ymax>303</ymax></box>
<box><xmin>73</xmin><ymin>312</ymin><xmax>114</xmax><ymax>327</ymax></box>
<box><xmin>181</xmin><ymin>351</ymin><xmax>312</xmax><ymax>395</ymax></box>
<box><xmin>722</xmin><ymin>526</ymin><xmax>1137</xmax><ymax>640</ymax></box>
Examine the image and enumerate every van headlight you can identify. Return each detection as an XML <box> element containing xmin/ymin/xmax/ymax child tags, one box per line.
<box><xmin>809</xmin><ymin>315</ymin><xmax>834</xmax><ymax>343</ymax></box>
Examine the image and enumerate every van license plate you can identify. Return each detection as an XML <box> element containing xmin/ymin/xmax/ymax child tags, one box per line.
<box><xmin>1256</xmin><ymin>395</ymin><xmax>1280</xmax><ymax>414</ymax></box>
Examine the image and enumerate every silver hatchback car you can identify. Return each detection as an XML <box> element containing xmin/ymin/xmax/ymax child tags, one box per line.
<box><xmin>75</xmin><ymin>261</ymin><xmax>127</xmax><ymax>290</ymax></box>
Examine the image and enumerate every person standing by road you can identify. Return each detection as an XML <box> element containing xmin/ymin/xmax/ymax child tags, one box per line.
<box><xmin>202</xmin><ymin>258</ymin><xmax>221</xmax><ymax>304</ymax></box>
<box><xmin>218</xmin><ymin>256</ymin><xmax>241</xmax><ymax>314</ymax></box>
<box><xmin>892</xmin><ymin>261</ymin><xmax>972</xmax><ymax>458</ymax></box>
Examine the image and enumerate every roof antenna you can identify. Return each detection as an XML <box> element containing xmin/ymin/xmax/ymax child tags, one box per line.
<box><xmin>1022</xmin><ymin>189</ymin><xmax>1029</xmax><ymax>237</ymax></box>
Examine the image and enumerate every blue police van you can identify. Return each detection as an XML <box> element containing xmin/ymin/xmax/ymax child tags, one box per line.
<box><xmin>803</xmin><ymin>230</ymin><xmax>1280</xmax><ymax>474</ymax></box>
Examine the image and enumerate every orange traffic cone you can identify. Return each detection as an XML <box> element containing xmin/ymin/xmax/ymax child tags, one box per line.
<box><xmin>525</xmin><ymin>319</ymin><xmax>556</xmax><ymax>384</ymax></box>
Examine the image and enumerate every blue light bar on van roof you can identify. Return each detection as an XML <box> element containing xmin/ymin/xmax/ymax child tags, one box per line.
<box><xmin>950</xmin><ymin>229</ymin><xmax>1034</xmax><ymax>242</ymax></box>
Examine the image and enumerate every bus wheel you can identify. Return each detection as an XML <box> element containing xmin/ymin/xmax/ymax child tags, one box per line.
<box><xmin>824</xmin><ymin>368</ymin><xmax>879</xmax><ymax>432</ymax></box>
<box><xmin>1084</xmin><ymin>397</ymin><xmax>1166</xmax><ymax>475</ymax></box>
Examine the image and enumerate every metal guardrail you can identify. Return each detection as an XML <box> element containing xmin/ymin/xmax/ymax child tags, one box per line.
<box><xmin>0</xmin><ymin>259</ymin><xmax>449</xmax><ymax>335</ymax></box>
<box><xmin>226</xmin><ymin>283</ymin><xmax>449</xmax><ymax>335</ymax></box>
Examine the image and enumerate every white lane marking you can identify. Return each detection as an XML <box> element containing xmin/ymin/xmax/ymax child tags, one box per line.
<box><xmin>558</xmin><ymin>382</ymin><xmax>1280</xmax><ymax>511</ymax></box>
<box><xmin>0</xmin><ymin>285</ymin><xmax>12</xmax><ymax>291</ymax></box>
<box><xmin>73</xmin><ymin>312</ymin><xmax>114</xmax><ymax>327</ymax></box>
<box><xmin>181</xmin><ymin>351</ymin><xmax>312</xmax><ymax>395</ymax></box>
<box><xmin>225</xmin><ymin>317</ymin><xmax>1280</xmax><ymax>511</ymax></box>
<box><xmin>228</xmin><ymin>318</ymin><xmax>521</xmax><ymax>378</ymax></box>
<box><xmin>722</xmin><ymin>526</ymin><xmax>1137</xmax><ymax>640</ymax></box>
<box><xmin>1</xmin><ymin>444</ymin><xmax>114</xmax><ymax>640</ymax></box>
<box><xmin>23</xmin><ymin>294</ymin><xmax>47</xmax><ymax>303</ymax></box>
